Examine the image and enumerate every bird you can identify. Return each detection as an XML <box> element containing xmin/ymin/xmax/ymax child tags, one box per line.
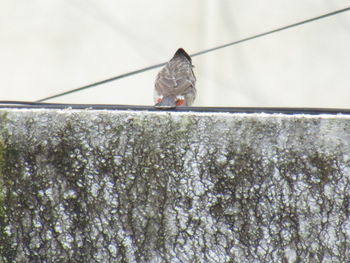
<box><xmin>154</xmin><ymin>48</ymin><xmax>196</xmax><ymax>108</ymax></box>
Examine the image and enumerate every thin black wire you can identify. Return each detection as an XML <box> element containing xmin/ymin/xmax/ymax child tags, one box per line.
<box><xmin>2</xmin><ymin>100</ymin><xmax>350</xmax><ymax>115</ymax></box>
<box><xmin>37</xmin><ymin>6</ymin><xmax>350</xmax><ymax>102</ymax></box>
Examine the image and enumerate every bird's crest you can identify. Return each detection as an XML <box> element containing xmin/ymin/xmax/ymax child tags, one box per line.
<box><xmin>173</xmin><ymin>48</ymin><xmax>192</xmax><ymax>62</ymax></box>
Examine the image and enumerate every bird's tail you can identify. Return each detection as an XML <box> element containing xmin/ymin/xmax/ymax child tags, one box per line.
<box><xmin>154</xmin><ymin>96</ymin><xmax>177</xmax><ymax>109</ymax></box>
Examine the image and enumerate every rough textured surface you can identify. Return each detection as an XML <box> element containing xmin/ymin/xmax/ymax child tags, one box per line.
<box><xmin>0</xmin><ymin>108</ymin><xmax>350</xmax><ymax>263</ymax></box>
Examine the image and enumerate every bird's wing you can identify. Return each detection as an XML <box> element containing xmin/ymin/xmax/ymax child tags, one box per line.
<box><xmin>155</xmin><ymin>59</ymin><xmax>195</xmax><ymax>97</ymax></box>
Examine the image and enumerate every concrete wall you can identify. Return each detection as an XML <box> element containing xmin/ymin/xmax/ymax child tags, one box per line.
<box><xmin>1</xmin><ymin>108</ymin><xmax>350</xmax><ymax>262</ymax></box>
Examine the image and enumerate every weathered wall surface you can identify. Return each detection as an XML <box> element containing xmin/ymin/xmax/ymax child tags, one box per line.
<box><xmin>0</xmin><ymin>108</ymin><xmax>350</xmax><ymax>262</ymax></box>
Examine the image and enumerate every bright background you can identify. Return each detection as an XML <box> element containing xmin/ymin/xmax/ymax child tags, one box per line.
<box><xmin>1</xmin><ymin>1</ymin><xmax>349</xmax><ymax>108</ymax></box>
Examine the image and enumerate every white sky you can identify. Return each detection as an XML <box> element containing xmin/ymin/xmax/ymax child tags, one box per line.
<box><xmin>0</xmin><ymin>0</ymin><xmax>349</xmax><ymax>108</ymax></box>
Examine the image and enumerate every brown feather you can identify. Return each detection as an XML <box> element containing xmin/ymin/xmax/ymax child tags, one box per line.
<box><xmin>154</xmin><ymin>48</ymin><xmax>196</xmax><ymax>107</ymax></box>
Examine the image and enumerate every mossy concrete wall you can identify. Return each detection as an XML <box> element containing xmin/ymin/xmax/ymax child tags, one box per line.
<box><xmin>0</xmin><ymin>108</ymin><xmax>350</xmax><ymax>262</ymax></box>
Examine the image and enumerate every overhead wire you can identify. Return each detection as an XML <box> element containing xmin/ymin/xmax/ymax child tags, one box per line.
<box><xmin>36</xmin><ymin>6</ymin><xmax>350</xmax><ymax>102</ymax></box>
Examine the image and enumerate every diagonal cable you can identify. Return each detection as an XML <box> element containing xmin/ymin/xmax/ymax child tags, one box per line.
<box><xmin>37</xmin><ymin>6</ymin><xmax>350</xmax><ymax>102</ymax></box>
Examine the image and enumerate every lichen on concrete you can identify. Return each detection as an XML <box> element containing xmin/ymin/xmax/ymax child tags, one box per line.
<box><xmin>0</xmin><ymin>108</ymin><xmax>350</xmax><ymax>262</ymax></box>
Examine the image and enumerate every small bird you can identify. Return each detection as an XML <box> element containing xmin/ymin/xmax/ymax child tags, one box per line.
<box><xmin>154</xmin><ymin>48</ymin><xmax>196</xmax><ymax>108</ymax></box>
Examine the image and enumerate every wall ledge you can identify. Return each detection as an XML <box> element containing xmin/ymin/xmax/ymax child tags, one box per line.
<box><xmin>1</xmin><ymin>107</ymin><xmax>350</xmax><ymax>262</ymax></box>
